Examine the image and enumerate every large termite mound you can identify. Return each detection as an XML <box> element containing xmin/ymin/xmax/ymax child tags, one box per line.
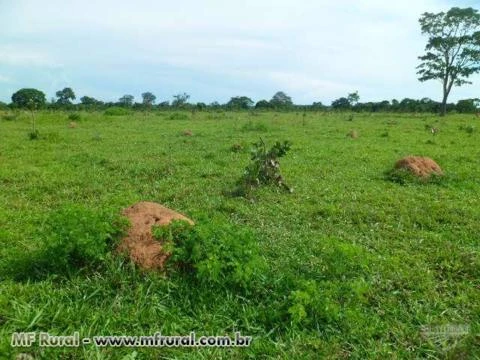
<box><xmin>117</xmin><ymin>201</ymin><xmax>194</xmax><ymax>270</ymax></box>
<box><xmin>394</xmin><ymin>156</ymin><xmax>443</xmax><ymax>178</ymax></box>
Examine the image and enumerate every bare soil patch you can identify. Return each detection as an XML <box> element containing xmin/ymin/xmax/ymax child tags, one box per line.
<box><xmin>117</xmin><ymin>201</ymin><xmax>194</xmax><ymax>270</ymax></box>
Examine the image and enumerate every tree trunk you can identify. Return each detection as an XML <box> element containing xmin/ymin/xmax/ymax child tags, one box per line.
<box><xmin>440</xmin><ymin>91</ymin><xmax>448</xmax><ymax>116</ymax></box>
<box><xmin>441</xmin><ymin>75</ymin><xmax>455</xmax><ymax>117</ymax></box>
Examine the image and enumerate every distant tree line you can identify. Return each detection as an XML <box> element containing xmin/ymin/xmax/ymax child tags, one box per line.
<box><xmin>3</xmin><ymin>88</ymin><xmax>479</xmax><ymax>114</ymax></box>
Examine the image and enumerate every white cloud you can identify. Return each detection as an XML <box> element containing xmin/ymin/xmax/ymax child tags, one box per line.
<box><xmin>0</xmin><ymin>46</ymin><xmax>57</xmax><ymax>67</ymax></box>
<box><xmin>0</xmin><ymin>75</ymin><xmax>12</xmax><ymax>83</ymax></box>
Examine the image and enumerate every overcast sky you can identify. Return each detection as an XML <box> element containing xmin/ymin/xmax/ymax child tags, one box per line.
<box><xmin>0</xmin><ymin>0</ymin><xmax>479</xmax><ymax>105</ymax></box>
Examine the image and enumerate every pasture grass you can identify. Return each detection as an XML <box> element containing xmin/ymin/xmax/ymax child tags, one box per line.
<box><xmin>0</xmin><ymin>110</ymin><xmax>479</xmax><ymax>359</ymax></box>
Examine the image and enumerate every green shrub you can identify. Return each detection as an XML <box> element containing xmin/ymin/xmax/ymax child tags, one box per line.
<box><xmin>235</xmin><ymin>139</ymin><xmax>292</xmax><ymax>196</ymax></box>
<box><xmin>1</xmin><ymin>113</ymin><xmax>18</xmax><ymax>121</ymax></box>
<box><xmin>230</xmin><ymin>143</ymin><xmax>244</xmax><ymax>153</ymax></box>
<box><xmin>168</xmin><ymin>113</ymin><xmax>190</xmax><ymax>120</ymax></box>
<box><xmin>28</xmin><ymin>130</ymin><xmax>40</xmax><ymax>140</ymax></box>
<box><xmin>153</xmin><ymin>219</ymin><xmax>265</xmax><ymax>289</ymax></box>
<box><xmin>459</xmin><ymin>124</ymin><xmax>476</xmax><ymax>134</ymax></box>
<box><xmin>68</xmin><ymin>113</ymin><xmax>81</xmax><ymax>121</ymax></box>
<box><xmin>288</xmin><ymin>280</ymin><xmax>322</xmax><ymax>325</ymax></box>
<box><xmin>385</xmin><ymin>168</ymin><xmax>444</xmax><ymax>185</ymax></box>
<box><xmin>104</xmin><ymin>107</ymin><xmax>130</xmax><ymax>116</ymax></box>
<box><xmin>1</xmin><ymin>205</ymin><xmax>127</xmax><ymax>280</ymax></box>
<box><xmin>241</xmin><ymin>120</ymin><xmax>268</xmax><ymax>132</ymax></box>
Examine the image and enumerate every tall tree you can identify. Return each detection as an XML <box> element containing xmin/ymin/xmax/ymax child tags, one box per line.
<box><xmin>141</xmin><ymin>92</ymin><xmax>156</xmax><ymax>106</ymax></box>
<box><xmin>270</xmin><ymin>91</ymin><xmax>293</xmax><ymax>109</ymax></box>
<box><xmin>56</xmin><ymin>87</ymin><xmax>76</xmax><ymax>105</ymax></box>
<box><xmin>255</xmin><ymin>100</ymin><xmax>273</xmax><ymax>109</ymax></box>
<box><xmin>11</xmin><ymin>88</ymin><xmax>46</xmax><ymax>108</ymax></box>
<box><xmin>80</xmin><ymin>96</ymin><xmax>99</xmax><ymax>105</ymax></box>
<box><xmin>119</xmin><ymin>94</ymin><xmax>134</xmax><ymax>107</ymax></box>
<box><xmin>331</xmin><ymin>97</ymin><xmax>350</xmax><ymax>110</ymax></box>
<box><xmin>417</xmin><ymin>7</ymin><xmax>480</xmax><ymax>116</ymax></box>
<box><xmin>172</xmin><ymin>93</ymin><xmax>190</xmax><ymax>108</ymax></box>
<box><xmin>226</xmin><ymin>96</ymin><xmax>254</xmax><ymax>110</ymax></box>
<box><xmin>347</xmin><ymin>91</ymin><xmax>360</xmax><ymax>106</ymax></box>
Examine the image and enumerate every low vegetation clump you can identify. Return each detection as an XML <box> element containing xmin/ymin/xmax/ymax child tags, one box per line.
<box><xmin>28</xmin><ymin>130</ymin><xmax>40</xmax><ymax>140</ymax></box>
<box><xmin>235</xmin><ymin>139</ymin><xmax>292</xmax><ymax>196</ymax></box>
<box><xmin>230</xmin><ymin>143</ymin><xmax>244</xmax><ymax>152</ymax></box>
<box><xmin>68</xmin><ymin>113</ymin><xmax>81</xmax><ymax>121</ymax></box>
<box><xmin>241</xmin><ymin>120</ymin><xmax>268</xmax><ymax>132</ymax></box>
<box><xmin>459</xmin><ymin>124</ymin><xmax>476</xmax><ymax>134</ymax></box>
<box><xmin>104</xmin><ymin>106</ymin><xmax>130</xmax><ymax>116</ymax></box>
<box><xmin>168</xmin><ymin>112</ymin><xmax>190</xmax><ymax>120</ymax></box>
<box><xmin>1</xmin><ymin>113</ymin><xmax>18</xmax><ymax>121</ymax></box>
<box><xmin>153</xmin><ymin>219</ymin><xmax>265</xmax><ymax>289</ymax></box>
<box><xmin>1</xmin><ymin>205</ymin><xmax>126</xmax><ymax>280</ymax></box>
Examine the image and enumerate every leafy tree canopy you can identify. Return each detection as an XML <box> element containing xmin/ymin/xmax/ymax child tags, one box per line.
<box><xmin>417</xmin><ymin>7</ymin><xmax>480</xmax><ymax>115</ymax></box>
<box><xmin>270</xmin><ymin>91</ymin><xmax>293</xmax><ymax>108</ymax></box>
<box><xmin>172</xmin><ymin>93</ymin><xmax>190</xmax><ymax>108</ymax></box>
<box><xmin>255</xmin><ymin>100</ymin><xmax>273</xmax><ymax>109</ymax></box>
<box><xmin>56</xmin><ymin>87</ymin><xmax>76</xmax><ymax>105</ymax></box>
<box><xmin>80</xmin><ymin>96</ymin><xmax>102</xmax><ymax>106</ymax></box>
<box><xmin>227</xmin><ymin>96</ymin><xmax>254</xmax><ymax>110</ymax></box>
<box><xmin>11</xmin><ymin>88</ymin><xmax>46</xmax><ymax>109</ymax></box>
<box><xmin>119</xmin><ymin>94</ymin><xmax>134</xmax><ymax>107</ymax></box>
<box><xmin>141</xmin><ymin>92</ymin><xmax>156</xmax><ymax>106</ymax></box>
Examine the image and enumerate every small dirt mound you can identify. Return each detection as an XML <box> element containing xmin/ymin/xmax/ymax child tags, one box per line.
<box><xmin>347</xmin><ymin>130</ymin><xmax>358</xmax><ymax>139</ymax></box>
<box><xmin>68</xmin><ymin>121</ymin><xmax>77</xmax><ymax>128</ymax></box>
<box><xmin>117</xmin><ymin>202</ymin><xmax>194</xmax><ymax>270</ymax></box>
<box><xmin>394</xmin><ymin>156</ymin><xmax>443</xmax><ymax>178</ymax></box>
<box><xmin>183</xmin><ymin>130</ymin><xmax>193</xmax><ymax>136</ymax></box>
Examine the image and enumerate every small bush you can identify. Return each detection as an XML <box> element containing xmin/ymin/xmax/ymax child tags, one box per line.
<box><xmin>235</xmin><ymin>139</ymin><xmax>292</xmax><ymax>196</ymax></box>
<box><xmin>1</xmin><ymin>205</ymin><xmax>127</xmax><ymax>280</ymax></box>
<box><xmin>153</xmin><ymin>219</ymin><xmax>265</xmax><ymax>289</ymax></box>
<box><xmin>28</xmin><ymin>130</ymin><xmax>40</xmax><ymax>140</ymax></box>
<box><xmin>385</xmin><ymin>168</ymin><xmax>444</xmax><ymax>185</ymax></box>
<box><xmin>459</xmin><ymin>124</ymin><xmax>476</xmax><ymax>134</ymax></box>
<box><xmin>169</xmin><ymin>113</ymin><xmax>190</xmax><ymax>120</ymax></box>
<box><xmin>104</xmin><ymin>107</ymin><xmax>130</xmax><ymax>116</ymax></box>
<box><xmin>1</xmin><ymin>113</ymin><xmax>18</xmax><ymax>121</ymax></box>
<box><xmin>241</xmin><ymin>121</ymin><xmax>268</xmax><ymax>132</ymax></box>
<box><xmin>68</xmin><ymin>113</ymin><xmax>81</xmax><ymax>121</ymax></box>
<box><xmin>230</xmin><ymin>143</ymin><xmax>244</xmax><ymax>152</ymax></box>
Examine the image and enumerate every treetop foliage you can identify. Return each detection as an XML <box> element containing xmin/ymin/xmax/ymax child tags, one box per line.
<box><xmin>56</xmin><ymin>87</ymin><xmax>76</xmax><ymax>105</ymax></box>
<box><xmin>4</xmin><ymin>87</ymin><xmax>480</xmax><ymax>114</ymax></box>
<box><xmin>11</xmin><ymin>88</ymin><xmax>46</xmax><ymax>109</ymax></box>
<box><xmin>417</xmin><ymin>7</ymin><xmax>480</xmax><ymax>114</ymax></box>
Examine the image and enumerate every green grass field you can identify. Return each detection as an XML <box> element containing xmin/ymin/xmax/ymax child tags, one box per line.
<box><xmin>0</xmin><ymin>110</ymin><xmax>479</xmax><ymax>359</ymax></box>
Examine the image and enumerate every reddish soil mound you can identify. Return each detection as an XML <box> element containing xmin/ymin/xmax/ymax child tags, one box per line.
<box><xmin>347</xmin><ymin>130</ymin><xmax>358</xmax><ymax>139</ymax></box>
<box><xmin>394</xmin><ymin>156</ymin><xmax>443</xmax><ymax>178</ymax></box>
<box><xmin>117</xmin><ymin>202</ymin><xmax>194</xmax><ymax>270</ymax></box>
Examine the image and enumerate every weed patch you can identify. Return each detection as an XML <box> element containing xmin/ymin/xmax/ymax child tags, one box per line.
<box><xmin>234</xmin><ymin>139</ymin><xmax>292</xmax><ymax>196</ymax></box>
<box><xmin>241</xmin><ymin>120</ymin><xmax>268</xmax><ymax>132</ymax></box>
<box><xmin>1</xmin><ymin>205</ymin><xmax>127</xmax><ymax>280</ymax></box>
<box><xmin>104</xmin><ymin>107</ymin><xmax>130</xmax><ymax>116</ymax></box>
<box><xmin>153</xmin><ymin>218</ymin><xmax>266</xmax><ymax>290</ymax></box>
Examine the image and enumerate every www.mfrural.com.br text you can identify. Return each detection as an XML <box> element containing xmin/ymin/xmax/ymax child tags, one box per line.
<box><xmin>11</xmin><ymin>331</ymin><xmax>252</xmax><ymax>348</ymax></box>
